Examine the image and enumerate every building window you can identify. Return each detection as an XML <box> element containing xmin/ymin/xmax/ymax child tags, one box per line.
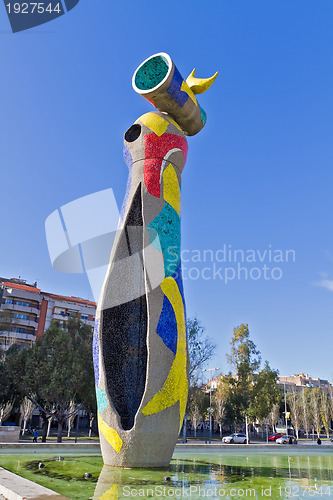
<box><xmin>81</xmin><ymin>314</ymin><xmax>89</xmax><ymax>320</ymax></box>
<box><xmin>16</xmin><ymin>301</ymin><xmax>30</xmax><ymax>307</ymax></box>
<box><xmin>12</xmin><ymin>327</ymin><xmax>26</xmax><ymax>333</ymax></box>
<box><xmin>14</xmin><ymin>313</ymin><xmax>28</xmax><ymax>320</ymax></box>
<box><xmin>67</xmin><ymin>311</ymin><xmax>78</xmax><ymax>318</ymax></box>
<box><xmin>5</xmin><ymin>299</ymin><xmax>13</xmax><ymax>304</ymax></box>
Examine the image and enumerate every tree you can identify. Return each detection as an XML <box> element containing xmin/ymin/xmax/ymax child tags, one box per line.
<box><xmin>287</xmin><ymin>390</ymin><xmax>302</xmax><ymax>439</ymax></box>
<box><xmin>249</xmin><ymin>361</ymin><xmax>281</xmax><ymax>424</ymax></box>
<box><xmin>187</xmin><ymin>386</ymin><xmax>207</xmax><ymax>437</ymax></box>
<box><xmin>0</xmin><ymin>344</ymin><xmax>26</xmax><ymax>425</ymax></box>
<box><xmin>310</xmin><ymin>389</ymin><xmax>321</xmax><ymax>438</ymax></box>
<box><xmin>224</xmin><ymin>324</ymin><xmax>261</xmax><ymax>429</ymax></box>
<box><xmin>82</xmin><ymin>385</ymin><xmax>97</xmax><ymax>438</ymax></box>
<box><xmin>301</xmin><ymin>388</ymin><xmax>311</xmax><ymax>438</ymax></box>
<box><xmin>23</xmin><ymin>319</ymin><xmax>96</xmax><ymax>442</ymax></box>
<box><xmin>0</xmin><ymin>310</ymin><xmax>14</xmax><ymax>337</ymax></box>
<box><xmin>20</xmin><ymin>397</ymin><xmax>35</xmax><ymax>436</ymax></box>
<box><xmin>269</xmin><ymin>403</ymin><xmax>280</xmax><ymax>433</ymax></box>
<box><xmin>320</xmin><ymin>390</ymin><xmax>331</xmax><ymax>439</ymax></box>
<box><xmin>0</xmin><ymin>402</ymin><xmax>13</xmax><ymax>426</ymax></box>
<box><xmin>227</xmin><ymin>324</ymin><xmax>261</xmax><ymax>377</ymax></box>
<box><xmin>222</xmin><ymin>324</ymin><xmax>280</xmax><ymax>433</ymax></box>
<box><xmin>214</xmin><ymin>375</ymin><xmax>230</xmax><ymax>438</ymax></box>
<box><xmin>66</xmin><ymin>401</ymin><xmax>76</xmax><ymax>438</ymax></box>
<box><xmin>187</xmin><ymin>317</ymin><xmax>216</xmax><ymax>385</ymax></box>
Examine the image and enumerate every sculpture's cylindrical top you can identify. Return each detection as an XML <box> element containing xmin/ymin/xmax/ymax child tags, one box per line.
<box><xmin>132</xmin><ymin>52</ymin><xmax>206</xmax><ymax>137</ymax></box>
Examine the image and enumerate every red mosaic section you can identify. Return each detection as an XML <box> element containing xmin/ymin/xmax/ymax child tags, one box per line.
<box><xmin>143</xmin><ymin>133</ymin><xmax>188</xmax><ymax>197</ymax></box>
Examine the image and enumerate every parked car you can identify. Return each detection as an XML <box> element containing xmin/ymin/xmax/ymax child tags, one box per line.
<box><xmin>222</xmin><ymin>433</ymin><xmax>249</xmax><ymax>444</ymax></box>
<box><xmin>268</xmin><ymin>433</ymin><xmax>284</xmax><ymax>441</ymax></box>
<box><xmin>276</xmin><ymin>434</ymin><xmax>297</xmax><ymax>444</ymax></box>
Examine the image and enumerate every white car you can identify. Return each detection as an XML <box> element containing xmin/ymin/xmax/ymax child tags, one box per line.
<box><xmin>222</xmin><ymin>433</ymin><xmax>248</xmax><ymax>444</ymax></box>
<box><xmin>276</xmin><ymin>434</ymin><xmax>297</xmax><ymax>444</ymax></box>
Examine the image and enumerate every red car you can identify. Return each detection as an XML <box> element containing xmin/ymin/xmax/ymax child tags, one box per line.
<box><xmin>268</xmin><ymin>433</ymin><xmax>284</xmax><ymax>441</ymax></box>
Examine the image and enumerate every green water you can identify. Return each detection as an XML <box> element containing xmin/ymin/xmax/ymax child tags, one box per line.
<box><xmin>1</xmin><ymin>451</ymin><xmax>333</xmax><ymax>499</ymax></box>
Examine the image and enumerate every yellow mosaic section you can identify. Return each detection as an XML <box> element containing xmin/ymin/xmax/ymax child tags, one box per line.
<box><xmin>99</xmin><ymin>485</ymin><xmax>118</xmax><ymax>500</ymax></box>
<box><xmin>181</xmin><ymin>81</ymin><xmax>198</xmax><ymax>106</ymax></box>
<box><xmin>186</xmin><ymin>69</ymin><xmax>219</xmax><ymax>95</ymax></box>
<box><xmin>142</xmin><ymin>277</ymin><xmax>188</xmax><ymax>432</ymax></box>
<box><xmin>163</xmin><ymin>164</ymin><xmax>181</xmax><ymax>216</ymax></box>
<box><xmin>138</xmin><ymin>112</ymin><xmax>182</xmax><ymax>136</ymax></box>
<box><xmin>98</xmin><ymin>415</ymin><xmax>123</xmax><ymax>453</ymax></box>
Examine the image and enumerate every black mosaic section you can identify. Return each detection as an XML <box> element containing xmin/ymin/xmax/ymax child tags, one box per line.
<box><xmin>101</xmin><ymin>185</ymin><xmax>147</xmax><ymax>430</ymax></box>
<box><xmin>102</xmin><ymin>297</ymin><xmax>148</xmax><ymax>430</ymax></box>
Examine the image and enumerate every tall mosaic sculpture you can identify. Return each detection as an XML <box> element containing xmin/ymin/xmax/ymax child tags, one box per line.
<box><xmin>94</xmin><ymin>53</ymin><xmax>217</xmax><ymax>467</ymax></box>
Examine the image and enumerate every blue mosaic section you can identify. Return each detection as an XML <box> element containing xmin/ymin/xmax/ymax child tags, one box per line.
<box><xmin>156</xmin><ymin>263</ymin><xmax>186</xmax><ymax>354</ymax></box>
<box><xmin>156</xmin><ymin>296</ymin><xmax>178</xmax><ymax>354</ymax></box>
<box><xmin>166</xmin><ymin>67</ymin><xmax>188</xmax><ymax>108</ymax></box>
<box><xmin>93</xmin><ymin>319</ymin><xmax>100</xmax><ymax>387</ymax></box>
<box><xmin>156</xmin><ymin>295</ymin><xmax>178</xmax><ymax>355</ymax></box>
<box><xmin>96</xmin><ymin>387</ymin><xmax>108</xmax><ymax>414</ymax></box>
<box><xmin>199</xmin><ymin>104</ymin><xmax>207</xmax><ymax>125</ymax></box>
<box><xmin>146</xmin><ymin>202</ymin><xmax>180</xmax><ymax>277</ymax></box>
<box><xmin>120</xmin><ymin>145</ymin><xmax>134</xmax><ymax>222</ymax></box>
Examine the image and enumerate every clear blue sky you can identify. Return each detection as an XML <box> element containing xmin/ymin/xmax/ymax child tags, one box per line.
<box><xmin>1</xmin><ymin>1</ymin><xmax>333</xmax><ymax>381</ymax></box>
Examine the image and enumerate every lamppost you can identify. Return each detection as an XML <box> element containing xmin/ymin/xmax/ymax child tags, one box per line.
<box><xmin>203</xmin><ymin>367</ymin><xmax>220</xmax><ymax>444</ymax></box>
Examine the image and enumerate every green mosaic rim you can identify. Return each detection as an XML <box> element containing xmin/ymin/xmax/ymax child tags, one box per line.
<box><xmin>133</xmin><ymin>52</ymin><xmax>172</xmax><ymax>94</ymax></box>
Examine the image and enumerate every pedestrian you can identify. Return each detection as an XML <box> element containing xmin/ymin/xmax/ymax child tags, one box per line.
<box><xmin>317</xmin><ymin>437</ymin><xmax>322</xmax><ymax>445</ymax></box>
<box><xmin>33</xmin><ymin>429</ymin><xmax>39</xmax><ymax>443</ymax></box>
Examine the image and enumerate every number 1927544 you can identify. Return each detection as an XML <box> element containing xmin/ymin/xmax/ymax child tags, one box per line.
<box><xmin>279</xmin><ymin>485</ymin><xmax>332</xmax><ymax>497</ymax></box>
<box><xmin>6</xmin><ymin>3</ymin><xmax>62</xmax><ymax>14</ymax></box>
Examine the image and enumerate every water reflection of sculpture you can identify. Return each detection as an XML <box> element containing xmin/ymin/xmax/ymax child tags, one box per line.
<box><xmin>94</xmin><ymin>53</ymin><xmax>218</xmax><ymax>467</ymax></box>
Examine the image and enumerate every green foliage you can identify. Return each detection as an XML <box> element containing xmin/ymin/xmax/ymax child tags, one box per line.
<box><xmin>227</xmin><ymin>324</ymin><xmax>261</xmax><ymax>378</ymax></box>
<box><xmin>22</xmin><ymin>319</ymin><xmax>96</xmax><ymax>441</ymax></box>
<box><xmin>0</xmin><ymin>344</ymin><xmax>28</xmax><ymax>424</ymax></box>
<box><xmin>0</xmin><ymin>309</ymin><xmax>14</xmax><ymax>333</ymax></box>
<box><xmin>214</xmin><ymin>324</ymin><xmax>280</xmax><ymax>430</ymax></box>
<box><xmin>249</xmin><ymin>361</ymin><xmax>281</xmax><ymax>423</ymax></box>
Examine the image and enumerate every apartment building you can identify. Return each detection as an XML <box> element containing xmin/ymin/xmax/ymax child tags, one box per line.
<box><xmin>278</xmin><ymin>374</ymin><xmax>332</xmax><ymax>394</ymax></box>
<box><xmin>0</xmin><ymin>277</ymin><xmax>96</xmax><ymax>350</ymax></box>
<box><xmin>0</xmin><ymin>278</ymin><xmax>42</xmax><ymax>349</ymax></box>
<box><xmin>40</xmin><ymin>292</ymin><xmax>96</xmax><ymax>334</ymax></box>
<box><xmin>205</xmin><ymin>373</ymin><xmax>333</xmax><ymax>395</ymax></box>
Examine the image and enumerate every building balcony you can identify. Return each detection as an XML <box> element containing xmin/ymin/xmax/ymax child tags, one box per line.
<box><xmin>52</xmin><ymin>313</ymin><xmax>68</xmax><ymax>321</ymax></box>
<box><xmin>1</xmin><ymin>303</ymin><xmax>40</xmax><ymax>316</ymax></box>
<box><xmin>0</xmin><ymin>331</ymin><xmax>36</xmax><ymax>342</ymax></box>
<box><xmin>11</xmin><ymin>318</ymin><xmax>38</xmax><ymax>328</ymax></box>
<box><xmin>3</xmin><ymin>288</ymin><xmax>42</xmax><ymax>302</ymax></box>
